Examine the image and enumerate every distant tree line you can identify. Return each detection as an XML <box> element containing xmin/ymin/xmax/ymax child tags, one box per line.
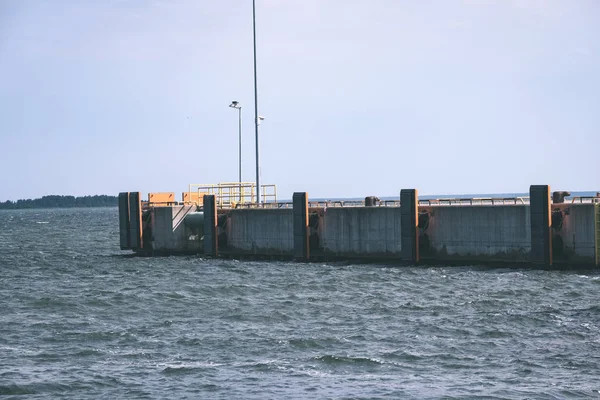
<box><xmin>0</xmin><ymin>195</ymin><xmax>118</xmax><ymax>209</ymax></box>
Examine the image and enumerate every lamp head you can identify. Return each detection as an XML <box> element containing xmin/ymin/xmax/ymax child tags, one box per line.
<box><xmin>229</xmin><ymin>101</ymin><xmax>240</xmax><ymax>108</ymax></box>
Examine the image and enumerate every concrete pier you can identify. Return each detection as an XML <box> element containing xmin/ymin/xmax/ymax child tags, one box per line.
<box><xmin>118</xmin><ymin>186</ymin><xmax>600</xmax><ymax>267</ymax></box>
<box><xmin>204</xmin><ymin>195</ymin><xmax>218</xmax><ymax>256</ymax></box>
<box><xmin>553</xmin><ymin>203</ymin><xmax>597</xmax><ymax>262</ymax></box>
<box><xmin>420</xmin><ymin>204</ymin><xmax>531</xmax><ymax>263</ymax></box>
<box><xmin>401</xmin><ymin>189</ymin><xmax>419</xmax><ymax>263</ymax></box>
<box><xmin>225</xmin><ymin>208</ymin><xmax>294</xmax><ymax>256</ymax></box>
<box><xmin>152</xmin><ymin>205</ymin><xmax>198</xmax><ymax>253</ymax></box>
<box><xmin>530</xmin><ymin>185</ymin><xmax>552</xmax><ymax>265</ymax></box>
<box><xmin>293</xmin><ymin>192</ymin><xmax>309</xmax><ymax>261</ymax></box>
<box><xmin>320</xmin><ymin>207</ymin><xmax>402</xmax><ymax>259</ymax></box>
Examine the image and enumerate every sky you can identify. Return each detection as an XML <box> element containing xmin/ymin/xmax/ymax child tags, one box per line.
<box><xmin>0</xmin><ymin>0</ymin><xmax>598</xmax><ymax>201</ymax></box>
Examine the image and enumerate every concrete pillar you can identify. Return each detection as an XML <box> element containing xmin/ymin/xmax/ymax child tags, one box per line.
<box><xmin>595</xmin><ymin>204</ymin><xmax>600</xmax><ymax>266</ymax></box>
<box><xmin>293</xmin><ymin>192</ymin><xmax>309</xmax><ymax>261</ymax></box>
<box><xmin>530</xmin><ymin>185</ymin><xmax>552</xmax><ymax>265</ymax></box>
<box><xmin>401</xmin><ymin>189</ymin><xmax>419</xmax><ymax>263</ymax></box>
<box><xmin>118</xmin><ymin>192</ymin><xmax>131</xmax><ymax>250</ymax></box>
<box><xmin>203</xmin><ymin>194</ymin><xmax>218</xmax><ymax>256</ymax></box>
<box><xmin>128</xmin><ymin>192</ymin><xmax>143</xmax><ymax>250</ymax></box>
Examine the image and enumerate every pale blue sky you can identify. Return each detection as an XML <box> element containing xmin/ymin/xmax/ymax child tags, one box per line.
<box><xmin>1</xmin><ymin>0</ymin><xmax>598</xmax><ymax>201</ymax></box>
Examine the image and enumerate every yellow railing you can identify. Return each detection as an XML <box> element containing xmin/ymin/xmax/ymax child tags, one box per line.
<box><xmin>186</xmin><ymin>182</ymin><xmax>277</xmax><ymax>208</ymax></box>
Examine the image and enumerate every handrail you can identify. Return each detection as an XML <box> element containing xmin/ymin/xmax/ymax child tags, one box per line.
<box><xmin>235</xmin><ymin>201</ymin><xmax>293</xmax><ymax>209</ymax></box>
<box><xmin>571</xmin><ymin>196</ymin><xmax>600</xmax><ymax>204</ymax></box>
<box><xmin>419</xmin><ymin>197</ymin><xmax>530</xmax><ymax>206</ymax></box>
<box><xmin>186</xmin><ymin>182</ymin><xmax>277</xmax><ymax>209</ymax></box>
<box><xmin>145</xmin><ymin>192</ymin><xmax>600</xmax><ymax>210</ymax></box>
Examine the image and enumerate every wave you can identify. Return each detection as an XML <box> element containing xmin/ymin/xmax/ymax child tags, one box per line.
<box><xmin>312</xmin><ymin>354</ymin><xmax>383</xmax><ymax>366</ymax></box>
<box><xmin>161</xmin><ymin>361</ymin><xmax>222</xmax><ymax>374</ymax></box>
<box><xmin>0</xmin><ymin>382</ymin><xmax>71</xmax><ymax>395</ymax></box>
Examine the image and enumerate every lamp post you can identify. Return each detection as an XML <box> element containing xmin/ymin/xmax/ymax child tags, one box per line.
<box><xmin>252</xmin><ymin>0</ymin><xmax>260</xmax><ymax>204</ymax></box>
<box><xmin>228</xmin><ymin>101</ymin><xmax>242</xmax><ymax>191</ymax></box>
<box><xmin>257</xmin><ymin>115</ymin><xmax>265</xmax><ymax>202</ymax></box>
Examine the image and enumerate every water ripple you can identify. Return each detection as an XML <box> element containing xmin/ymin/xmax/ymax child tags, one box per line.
<box><xmin>1</xmin><ymin>208</ymin><xmax>599</xmax><ymax>399</ymax></box>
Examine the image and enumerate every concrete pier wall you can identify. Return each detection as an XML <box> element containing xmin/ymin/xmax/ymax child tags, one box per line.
<box><xmin>421</xmin><ymin>205</ymin><xmax>531</xmax><ymax>262</ymax></box>
<box><xmin>226</xmin><ymin>209</ymin><xmax>294</xmax><ymax>255</ymax></box>
<box><xmin>152</xmin><ymin>205</ymin><xmax>200</xmax><ymax>253</ymax></box>
<box><xmin>127</xmin><ymin>191</ymin><xmax>598</xmax><ymax>267</ymax></box>
<box><xmin>558</xmin><ymin>204</ymin><xmax>595</xmax><ymax>262</ymax></box>
<box><xmin>321</xmin><ymin>207</ymin><xmax>402</xmax><ymax>258</ymax></box>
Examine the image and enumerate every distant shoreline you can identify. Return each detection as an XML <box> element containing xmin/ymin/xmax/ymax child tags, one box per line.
<box><xmin>0</xmin><ymin>195</ymin><xmax>117</xmax><ymax>210</ymax></box>
<box><xmin>2</xmin><ymin>191</ymin><xmax>598</xmax><ymax>210</ymax></box>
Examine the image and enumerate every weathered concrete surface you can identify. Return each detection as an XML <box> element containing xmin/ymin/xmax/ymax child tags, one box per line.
<box><xmin>321</xmin><ymin>207</ymin><xmax>402</xmax><ymax>258</ymax></box>
<box><xmin>226</xmin><ymin>209</ymin><xmax>294</xmax><ymax>255</ymax></box>
<box><xmin>152</xmin><ymin>205</ymin><xmax>201</xmax><ymax>253</ymax></box>
<box><xmin>134</xmin><ymin>200</ymin><xmax>598</xmax><ymax>266</ymax></box>
<box><xmin>401</xmin><ymin>189</ymin><xmax>419</xmax><ymax>262</ymax></box>
<box><xmin>530</xmin><ymin>185</ymin><xmax>552</xmax><ymax>265</ymax></box>
<box><xmin>293</xmin><ymin>192</ymin><xmax>309</xmax><ymax>260</ymax></box>
<box><xmin>556</xmin><ymin>203</ymin><xmax>595</xmax><ymax>263</ymax></box>
<box><xmin>422</xmin><ymin>205</ymin><xmax>531</xmax><ymax>262</ymax></box>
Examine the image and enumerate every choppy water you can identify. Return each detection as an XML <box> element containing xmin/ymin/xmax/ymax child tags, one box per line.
<box><xmin>1</xmin><ymin>208</ymin><xmax>600</xmax><ymax>399</ymax></box>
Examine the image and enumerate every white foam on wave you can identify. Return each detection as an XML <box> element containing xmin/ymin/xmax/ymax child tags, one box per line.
<box><xmin>158</xmin><ymin>361</ymin><xmax>223</xmax><ymax>369</ymax></box>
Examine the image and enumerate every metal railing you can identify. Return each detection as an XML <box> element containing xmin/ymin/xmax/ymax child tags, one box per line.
<box><xmin>234</xmin><ymin>199</ymin><xmax>400</xmax><ymax>209</ymax></box>
<box><xmin>571</xmin><ymin>196</ymin><xmax>600</xmax><ymax>204</ymax></box>
<box><xmin>234</xmin><ymin>197</ymin><xmax>533</xmax><ymax>209</ymax></box>
<box><xmin>187</xmin><ymin>182</ymin><xmax>277</xmax><ymax>209</ymax></box>
<box><xmin>147</xmin><ymin>188</ymin><xmax>600</xmax><ymax>210</ymax></box>
<box><xmin>235</xmin><ymin>201</ymin><xmax>293</xmax><ymax>209</ymax></box>
<box><xmin>418</xmin><ymin>197</ymin><xmax>530</xmax><ymax>206</ymax></box>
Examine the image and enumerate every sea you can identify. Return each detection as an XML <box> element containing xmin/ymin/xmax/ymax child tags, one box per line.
<box><xmin>1</xmin><ymin>207</ymin><xmax>600</xmax><ymax>399</ymax></box>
